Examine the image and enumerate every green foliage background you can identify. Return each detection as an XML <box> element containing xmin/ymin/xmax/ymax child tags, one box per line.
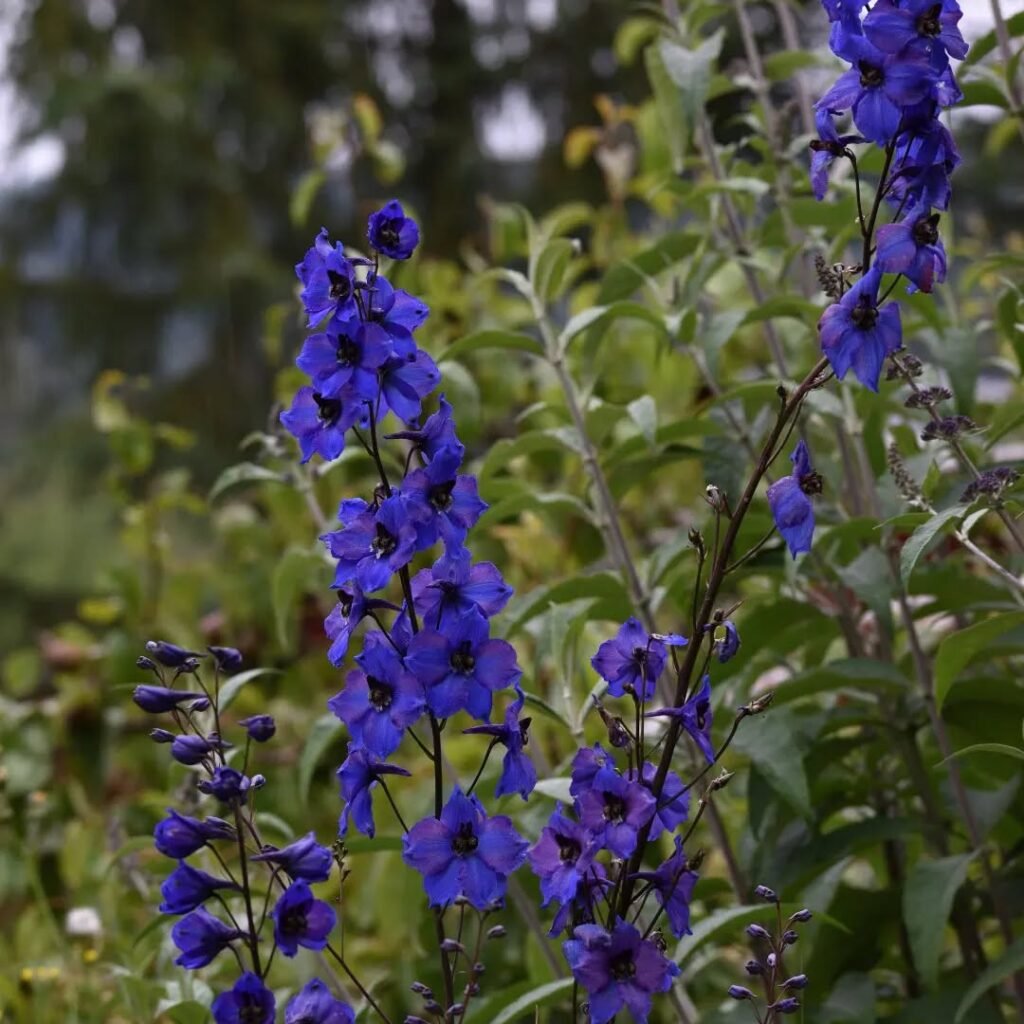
<box><xmin>2</xmin><ymin>1</ymin><xmax>1024</xmax><ymax>1022</ymax></box>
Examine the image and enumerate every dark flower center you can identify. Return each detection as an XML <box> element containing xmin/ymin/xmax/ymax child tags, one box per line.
<box><xmin>610</xmin><ymin>951</ymin><xmax>637</xmax><ymax>981</ymax></box>
<box><xmin>338</xmin><ymin>591</ymin><xmax>355</xmax><ymax>616</ymax></box>
<box><xmin>367</xmin><ymin>677</ymin><xmax>393</xmax><ymax>711</ymax></box>
<box><xmin>519</xmin><ymin>716</ymin><xmax>532</xmax><ymax>745</ymax></box>
<box><xmin>917</xmin><ymin>4</ymin><xmax>942</xmax><ymax>36</ymax></box>
<box><xmin>694</xmin><ymin>698</ymin><xmax>711</xmax><ymax>731</ymax></box>
<box><xmin>328</xmin><ymin>269</ymin><xmax>352</xmax><ymax>302</ymax></box>
<box><xmin>377</xmin><ymin>220</ymin><xmax>401</xmax><ymax>250</ymax></box>
<box><xmin>810</xmin><ymin>138</ymin><xmax>845</xmax><ymax>157</ymax></box>
<box><xmin>429</xmin><ymin>480</ymin><xmax>456</xmax><ymax>512</ymax></box>
<box><xmin>371</xmin><ymin>523</ymin><xmax>398</xmax><ymax>558</ymax></box>
<box><xmin>240</xmin><ymin>1002</ymin><xmax>268</xmax><ymax>1024</ymax></box>
<box><xmin>799</xmin><ymin>471</ymin><xmax>824</xmax><ymax>497</ymax></box>
<box><xmin>555</xmin><ymin>834</ymin><xmax>581</xmax><ymax>863</ymax></box>
<box><xmin>337</xmin><ymin>334</ymin><xmax>360</xmax><ymax>367</ymax></box>
<box><xmin>283</xmin><ymin>905</ymin><xmax>308</xmax><ymax>937</ymax></box>
<box><xmin>450</xmin><ymin>641</ymin><xmax>476</xmax><ymax>674</ymax></box>
<box><xmin>313</xmin><ymin>392</ymin><xmax>342</xmax><ymax>424</ymax></box>
<box><xmin>631</xmin><ymin>646</ymin><xmax>649</xmax><ymax>667</ymax></box>
<box><xmin>858</xmin><ymin>61</ymin><xmax>884</xmax><ymax>88</ymax></box>
<box><xmin>912</xmin><ymin>213</ymin><xmax>940</xmax><ymax>246</ymax></box>
<box><xmin>850</xmin><ymin>301</ymin><xmax>878</xmax><ymax>330</ymax></box>
<box><xmin>452</xmin><ymin>821</ymin><xmax>479</xmax><ymax>855</ymax></box>
<box><xmin>603</xmin><ymin>793</ymin><xmax>626</xmax><ymax>823</ymax></box>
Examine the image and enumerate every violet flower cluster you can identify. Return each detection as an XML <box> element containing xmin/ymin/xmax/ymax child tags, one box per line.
<box><xmin>133</xmin><ymin>642</ymin><xmax>350</xmax><ymax>1024</ymax></box>
<box><xmin>283</xmin><ymin>203</ymin><xmax>532</xmax><ymax>1020</ymax></box>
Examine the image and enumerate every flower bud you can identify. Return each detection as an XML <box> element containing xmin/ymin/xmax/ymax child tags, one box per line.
<box><xmin>784</xmin><ymin>974</ymin><xmax>808</xmax><ymax>991</ymax></box>
<box><xmin>746</xmin><ymin>923</ymin><xmax>771</xmax><ymax>940</ymax></box>
<box><xmin>445</xmin><ymin>1004</ymin><xmax>465</xmax><ymax>1018</ymax></box>
<box><xmin>149</xmin><ymin>729</ymin><xmax>175</xmax><ymax>743</ymax></box>
<box><xmin>190</xmin><ymin>697</ymin><xmax>211</xmax><ymax>712</ymax></box>
<box><xmin>250</xmin><ymin>774</ymin><xmax>267</xmax><ymax>789</ymax></box>
<box><xmin>487</xmin><ymin>925</ymin><xmax>507</xmax><ymax>940</ymax></box>
<box><xmin>782</xmin><ymin>929</ymin><xmax>799</xmax><ymax>945</ymax></box>
<box><xmin>440</xmin><ymin>939</ymin><xmax>464</xmax><ymax>953</ymax></box>
<box><xmin>239</xmin><ymin>715</ymin><xmax>276</xmax><ymax>743</ymax></box>
<box><xmin>410</xmin><ymin>982</ymin><xmax>432</xmax><ymax>996</ymax></box>
<box><xmin>207</xmin><ymin>646</ymin><xmax>243</xmax><ymax>672</ymax></box>
<box><xmin>137</xmin><ymin>656</ymin><xmax>158</xmax><ymax>672</ymax></box>
<box><xmin>473</xmin><ymin>963</ymin><xmax>486</xmax><ymax>974</ymax></box>
<box><xmin>710</xmin><ymin>770</ymin><xmax>734</xmax><ymax>791</ymax></box>
<box><xmin>772</xmin><ymin>998</ymin><xmax>801</xmax><ymax>1014</ymax></box>
<box><xmin>145</xmin><ymin>641</ymin><xmax>201</xmax><ymax>668</ymax></box>
<box><xmin>789</xmin><ymin>908</ymin><xmax>813</xmax><ymax>923</ymax></box>
<box><xmin>754</xmin><ymin>885</ymin><xmax>777</xmax><ymax>903</ymax></box>
<box><xmin>744</xmin><ymin>959</ymin><xmax>763</xmax><ymax>976</ymax></box>
<box><xmin>404</xmin><ymin>1017</ymin><xmax>431</xmax><ymax>1024</ymax></box>
<box><xmin>728</xmin><ymin>985</ymin><xmax>754</xmax><ymax>1000</ymax></box>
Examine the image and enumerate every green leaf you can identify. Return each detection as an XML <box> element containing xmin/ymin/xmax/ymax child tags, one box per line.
<box><xmin>659</xmin><ymin>29</ymin><xmax>724</xmax><ymax>123</ymax></box>
<box><xmin>218</xmin><ymin>667</ymin><xmax>280</xmax><ymax>712</ymax></box>
<box><xmin>557</xmin><ymin>300</ymin><xmax>668</xmax><ymax>355</ymax></box>
<box><xmin>742</xmin><ymin>296</ymin><xmax>821</xmax><ymax>326</ymax></box>
<box><xmin>271</xmin><ymin>546</ymin><xmax>329</xmax><ymax>650</ymax></box>
<box><xmin>476</xmin><ymin>978</ymin><xmax>574</xmax><ymax>1024</ymax></box>
<box><xmin>956</xmin><ymin>936</ymin><xmax>1024</xmax><ymax>1022</ymax></box>
<box><xmin>733</xmin><ymin>709</ymin><xmax>812</xmax><ymax>818</ymax></box>
<box><xmin>533</xmin><ymin>238</ymin><xmax>576</xmax><ymax>303</ymax></box>
<box><xmin>941</xmin><ymin>742</ymin><xmax>1024</xmax><ymax>765</ymax></box>
<box><xmin>900</xmin><ymin>504</ymin><xmax>968</xmax><ymax>585</ymax></box>
<box><xmin>289</xmin><ymin>168</ymin><xmax>325</xmax><ymax>226</ymax></box>
<box><xmin>627</xmin><ymin>395</ymin><xmax>658</xmax><ymax>447</ymax></box>
<box><xmin>904</xmin><ymin>853</ymin><xmax>974</xmax><ymax>990</ymax></box>
<box><xmin>441</xmin><ymin>329</ymin><xmax>543</xmax><ymax>362</ymax></box>
<box><xmin>934</xmin><ymin>612</ymin><xmax>1024</xmax><ymax>710</ymax></box>
<box><xmin>771</xmin><ymin>658</ymin><xmax>908</xmax><ymax>706</ymax></box>
<box><xmin>298</xmin><ymin>713</ymin><xmax>343</xmax><ymax>805</ymax></box>
<box><xmin>208</xmin><ymin>462</ymin><xmax>283</xmax><ymax>502</ymax></box>
<box><xmin>674</xmin><ymin>903</ymin><xmax>776</xmax><ymax>962</ymax></box>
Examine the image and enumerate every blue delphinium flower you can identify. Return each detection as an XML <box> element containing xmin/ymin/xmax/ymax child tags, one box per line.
<box><xmin>821</xmin><ymin>0</ymin><xmax>867</xmax><ymax>24</ymax></box>
<box><xmin>212</xmin><ymin>972</ymin><xmax>276</xmax><ymax>1024</ymax></box>
<box><xmin>386</xmin><ymin>393</ymin><xmax>464</xmax><ymax>462</ymax></box>
<box><xmin>819</xmin><ymin>267</ymin><xmax>902</xmax><ymax>391</ymax></box>
<box><xmin>632</xmin><ymin>837</ymin><xmax>699</xmax><ymax>939</ymax></box>
<box><xmin>764</xmin><ymin>442</ymin><xmax>821</xmax><ymax>559</ymax></box>
<box><xmin>406</xmin><ymin>610</ymin><xmax>521</xmax><ymax>721</ymax></box>
<box><xmin>328</xmin><ymin>632</ymin><xmax>425</xmax><ymax>757</ymax></box>
<box><xmin>864</xmin><ymin>0</ymin><xmax>967</xmax><ymax>67</ymax></box>
<box><xmin>411</xmin><ymin>555</ymin><xmax>513</xmax><ymax>626</ymax></box>
<box><xmin>171</xmin><ymin>907</ymin><xmax>242</xmax><ymax>968</ymax></box>
<box><xmin>591</xmin><ymin>618</ymin><xmax>680</xmax><ymax>700</ymax></box>
<box><xmin>281</xmin><ymin>385</ymin><xmax>363</xmax><ymax>464</ymax></box>
<box><xmin>197</xmin><ymin>766</ymin><xmax>251</xmax><ymax>805</ymax></box>
<box><xmin>367</xmin><ymin>200</ymin><xmax>421</xmax><ymax>260</ymax></box>
<box><xmin>577</xmin><ymin>767</ymin><xmax>656</xmax><ymax>859</ymax></box>
<box><xmin>402</xmin><ymin>445</ymin><xmax>488</xmax><ymax>555</ymax></box>
<box><xmin>647</xmin><ymin>675</ymin><xmax>716</xmax><ymax>762</ymax></box>
<box><xmin>169</xmin><ymin>734</ymin><xmax>227</xmax><ymax>766</ymax></box>
<box><xmin>322</xmin><ymin>496</ymin><xmax>419</xmax><ymax>593</ymax></box>
<box><xmin>250</xmin><ymin>832</ymin><xmax>334</xmax><ymax>883</ymax></box>
<box><xmin>337</xmin><ymin>748</ymin><xmax>412</xmax><ymax>838</ymax></box>
<box><xmin>463</xmin><ymin>689</ymin><xmax>537</xmax><ymax>800</ymax></box>
<box><xmin>272</xmin><ymin>880</ymin><xmax>337</xmax><ymax>957</ymax></box>
<box><xmin>809</xmin><ymin>108</ymin><xmax>864</xmax><ymax>200</ymax></box>
<box><xmin>145</xmin><ymin>640</ymin><xmax>203</xmax><ymax>667</ymax></box>
<box><xmin>563</xmin><ymin>920</ymin><xmax>680</xmax><ymax>1024</ymax></box>
<box><xmin>295</xmin><ymin>228</ymin><xmax>357</xmax><ymax>327</ymax></box>
<box><xmin>528</xmin><ymin>806</ymin><xmax>603</xmax><ymax>908</ymax></box>
<box><xmin>296</xmin><ymin>318</ymin><xmax>392</xmax><ymax>400</ymax></box>
<box><xmin>714</xmin><ymin>620</ymin><xmax>741</xmax><ymax>663</ymax></box>
<box><xmin>284</xmin><ymin>979</ymin><xmax>355</xmax><ymax>1024</ymax></box>
<box><xmin>887</xmin><ymin>118</ymin><xmax>960</xmax><ymax>210</ymax></box>
<box><xmin>364</xmin><ymin>274</ymin><xmax>429</xmax><ymax>357</ymax></box>
<box><xmin>379</xmin><ymin>350</ymin><xmax>442</xmax><ymax>425</ymax></box>
<box><xmin>324</xmin><ymin>585</ymin><xmax>373</xmax><ymax>667</ymax></box>
<box><xmin>569</xmin><ymin>744</ymin><xmax>615</xmax><ymax>797</ymax></box>
<box><xmin>631</xmin><ymin>762</ymin><xmax>689</xmax><ymax>839</ymax></box>
<box><xmin>207</xmin><ymin>645</ymin><xmax>243</xmax><ymax>672</ymax></box>
<box><xmin>239</xmin><ymin>714</ymin><xmax>276</xmax><ymax>743</ymax></box>
<box><xmin>401</xmin><ymin>788</ymin><xmax>528</xmax><ymax>908</ymax></box>
<box><xmin>132</xmin><ymin>685</ymin><xmax>205</xmax><ymax>714</ymax></box>
<box><xmin>875</xmin><ymin>204</ymin><xmax>946</xmax><ymax>293</ymax></box>
<box><xmin>154</xmin><ymin>809</ymin><xmax>235</xmax><ymax>859</ymax></box>
<box><xmin>159</xmin><ymin>861</ymin><xmax>240</xmax><ymax>915</ymax></box>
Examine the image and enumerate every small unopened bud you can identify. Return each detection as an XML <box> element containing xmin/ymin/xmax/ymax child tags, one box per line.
<box><xmin>440</xmin><ymin>939</ymin><xmax>464</xmax><ymax>953</ymax></box>
<box><xmin>149</xmin><ymin>729</ymin><xmax>175</xmax><ymax>743</ymax></box>
<box><xmin>465</xmin><ymin>983</ymin><xmax>480</xmax><ymax>996</ymax></box>
<box><xmin>190</xmin><ymin>697</ymin><xmax>211</xmax><ymax>712</ymax></box>
<box><xmin>687</xmin><ymin>849</ymin><xmax>705</xmax><ymax>872</ymax></box>
<box><xmin>445</xmin><ymin>1003</ymin><xmax>465</xmax><ymax>1018</ymax></box>
<box><xmin>728</xmin><ymin>985</ymin><xmax>754</xmax><ymax>1001</ymax></box>
<box><xmin>746</xmin><ymin>923</ymin><xmax>771</xmax><ymax>940</ymax></box>
<box><xmin>740</xmin><ymin>693</ymin><xmax>774</xmax><ymax>717</ymax></box>
<box><xmin>772</xmin><ymin>998</ymin><xmax>801</xmax><ymax>1014</ymax></box>
<box><xmin>250</xmin><ymin>774</ymin><xmax>267</xmax><ymax>789</ymax></box>
<box><xmin>137</xmin><ymin>656</ymin><xmax>158</xmax><ymax>672</ymax></box>
<box><xmin>404</xmin><ymin>1017</ymin><xmax>431</xmax><ymax>1024</ymax></box>
<box><xmin>688</xmin><ymin>527</ymin><xmax>705</xmax><ymax>554</ymax></box>
<box><xmin>181</xmin><ymin>656</ymin><xmax>202</xmax><ymax>673</ymax></box>
<box><xmin>410</xmin><ymin>982</ymin><xmax>432</xmax><ymax>996</ymax></box>
<box><xmin>784</xmin><ymin>974</ymin><xmax>808</xmax><ymax>991</ymax></box>
<box><xmin>782</xmin><ymin>929</ymin><xmax>799</xmax><ymax>945</ymax></box>
<box><xmin>596</xmin><ymin>704</ymin><xmax>631</xmax><ymax>748</ymax></box>
<box><xmin>789</xmin><ymin>908</ymin><xmax>813</xmax><ymax>923</ymax></box>
<box><xmin>705</xmin><ymin>485</ymin><xmax>729</xmax><ymax>514</ymax></box>
<box><xmin>710</xmin><ymin>770</ymin><xmax>734</xmax><ymax>791</ymax></box>
<box><xmin>754</xmin><ymin>885</ymin><xmax>778</xmax><ymax>903</ymax></box>
<box><xmin>744</xmin><ymin>959</ymin><xmax>763</xmax><ymax>976</ymax></box>
<box><xmin>473</xmin><ymin>962</ymin><xmax>486</xmax><ymax>974</ymax></box>
<box><xmin>487</xmin><ymin>925</ymin><xmax>507</xmax><ymax>940</ymax></box>
<box><xmin>423</xmin><ymin>1001</ymin><xmax>443</xmax><ymax>1015</ymax></box>
<box><xmin>766</xmin><ymin>952</ymin><xmax>777</xmax><ymax>969</ymax></box>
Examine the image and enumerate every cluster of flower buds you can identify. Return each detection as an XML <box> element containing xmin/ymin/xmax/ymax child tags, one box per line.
<box><xmin>728</xmin><ymin>886</ymin><xmax>812</xmax><ymax>1021</ymax></box>
<box><xmin>133</xmin><ymin>641</ymin><xmax>348</xmax><ymax>1023</ymax></box>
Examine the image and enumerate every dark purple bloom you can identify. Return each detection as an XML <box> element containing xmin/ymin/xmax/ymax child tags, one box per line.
<box><xmin>591</xmin><ymin>618</ymin><xmax>678</xmax><ymax>700</ymax></box>
<box><xmin>401</xmin><ymin>788</ymin><xmax>528</xmax><ymax>908</ymax></box>
<box><xmin>251</xmin><ymin>832</ymin><xmax>333</xmax><ymax>883</ymax></box>
<box><xmin>171</xmin><ymin>906</ymin><xmax>242</xmax><ymax>968</ymax></box>
<box><xmin>154</xmin><ymin>809</ymin><xmax>235</xmax><ymax>859</ymax></box>
<box><xmin>633</xmin><ymin>837</ymin><xmax>698</xmax><ymax>939</ymax></box>
<box><xmin>197</xmin><ymin>766</ymin><xmax>251</xmax><ymax>805</ymax></box>
<box><xmin>411</xmin><ymin>555</ymin><xmax>513</xmax><ymax>627</ymax></box>
<box><xmin>296</xmin><ymin>228</ymin><xmax>357</xmax><ymax>327</ymax></box>
<box><xmin>281</xmin><ymin>385</ymin><xmax>363</xmax><ymax>464</ymax></box>
<box><xmin>212</xmin><ymin>973</ymin><xmax>276</xmax><ymax>1024</ymax></box>
<box><xmin>577</xmin><ymin>767</ymin><xmax>656</xmax><ymax>858</ymax></box>
<box><xmin>367</xmin><ymin>200</ymin><xmax>420</xmax><ymax>260</ymax></box>
<box><xmin>402</xmin><ymin>446</ymin><xmax>488</xmax><ymax>555</ymax></box>
<box><xmin>380</xmin><ymin>350</ymin><xmax>442</xmax><ymax>426</ymax></box>
<box><xmin>406</xmin><ymin>610</ymin><xmax>521</xmax><ymax>721</ymax></box>
<box><xmin>159</xmin><ymin>861</ymin><xmax>239</xmax><ymax>915</ymax></box>
<box><xmin>809</xmin><ymin>108</ymin><xmax>864</xmax><ymax>200</ymax></box>
<box><xmin>386</xmin><ymin>394</ymin><xmax>463</xmax><ymax>463</ymax></box>
<box><xmin>364</xmin><ymin>274</ymin><xmax>429</xmax><ymax>358</ymax></box>
<box><xmin>464</xmin><ymin>690</ymin><xmax>536</xmax><ymax>799</ymax></box>
<box><xmin>145</xmin><ymin>640</ymin><xmax>202</xmax><ymax>668</ymax></box>
<box><xmin>170</xmin><ymin>734</ymin><xmax>229</xmax><ymax>766</ymax></box>
<box><xmin>239</xmin><ymin>714</ymin><xmax>276</xmax><ymax>743</ymax></box>
<box><xmin>864</xmin><ymin>0</ymin><xmax>967</xmax><ymax>67</ymax></box>
<box><xmin>329</xmin><ymin>634</ymin><xmax>425</xmax><ymax>758</ymax></box>
<box><xmin>322</xmin><ymin>496</ymin><xmax>419</xmax><ymax>594</ymax></box>
<box><xmin>296</xmin><ymin>318</ymin><xmax>392</xmax><ymax>401</ymax></box>
<box><xmin>647</xmin><ymin>675</ymin><xmax>715</xmax><ymax>763</ymax></box>
<box><xmin>563</xmin><ymin>920</ymin><xmax>680</xmax><ymax>1024</ymax></box>
<box><xmin>207</xmin><ymin>646</ymin><xmax>243</xmax><ymax>672</ymax></box>
<box><xmin>284</xmin><ymin>979</ymin><xmax>355</xmax><ymax>1024</ymax></box>
<box><xmin>875</xmin><ymin>204</ymin><xmax>946</xmax><ymax>293</ymax></box>
<box><xmin>528</xmin><ymin>807</ymin><xmax>603</xmax><ymax>907</ymax></box>
<box><xmin>272</xmin><ymin>880</ymin><xmax>336</xmax><ymax>957</ymax></box>
<box><xmin>324</xmin><ymin>585</ymin><xmax>373</xmax><ymax>667</ymax></box>
<box><xmin>630</xmin><ymin>762</ymin><xmax>688</xmax><ymax>839</ymax></box>
<box><xmin>887</xmin><ymin>119</ymin><xmax>960</xmax><ymax>210</ymax></box>
<box><xmin>764</xmin><ymin>442</ymin><xmax>820</xmax><ymax>558</ymax></box>
<box><xmin>819</xmin><ymin>267</ymin><xmax>902</xmax><ymax>391</ymax></box>
<box><xmin>337</xmin><ymin>748</ymin><xmax>411</xmax><ymax>837</ymax></box>
<box><xmin>817</xmin><ymin>32</ymin><xmax>936</xmax><ymax>145</ymax></box>
<box><xmin>570</xmin><ymin>744</ymin><xmax>615</xmax><ymax>798</ymax></box>
<box><xmin>132</xmin><ymin>685</ymin><xmax>205</xmax><ymax>714</ymax></box>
